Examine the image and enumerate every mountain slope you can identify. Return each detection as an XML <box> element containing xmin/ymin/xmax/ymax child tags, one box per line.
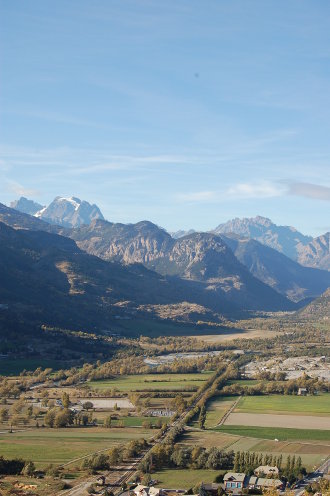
<box><xmin>0</xmin><ymin>202</ymin><xmax>61</xmax><ymax>233</ymax></box>
<box><xmin>69</xmin><ymin>220</ymin><xmax>295</xmax><ymax>311</ymax></box>
<box><xmin>297</xmin><ymin>232</ymin><xmax>330</xmax><ymax>271</ymax></box>
<box><xmin>297</xmin><ymin>288</ymin><xmax>330</xmax><ymax>320</ymax></box>
<box><xmin>213</xmin><ymin>216</ymin><xmax>312</xmax><ymax>260</ymax></box>
<box><xmin>0</xmin><ymin>221</ymin><xmax>239</xmax><ymax>330</ymax></box>
<box><xmin>221</xmin><ymin>234</ymin><xmax>330</xmax><ymax>302</ymax></box>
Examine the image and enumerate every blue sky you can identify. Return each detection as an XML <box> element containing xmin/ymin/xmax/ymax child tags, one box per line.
<box><xmin>0</xmin><ymin>0</ymin><xmax>330</xmax><ymax>236</ymax></box>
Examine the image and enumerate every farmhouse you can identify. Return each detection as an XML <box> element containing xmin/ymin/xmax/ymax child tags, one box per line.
<box><xmin>133</xmin><ymin>486</ymin><xmax>185</xmax><ymax>496</ymax></box>
<box><xmin>252</xmin><ymin>478</ymin><xmax>283</xmax><ymax>491</ymax></box>
<box><xmin>223</xmin><ymin>472</ymin><xmax>283</xmax><ymax>494</ymax></box>
<box><xmin>254</xmin><ymin>465</ymin><xmax>279</xmax><ymax>476</ymax></box>
<box><xmin>223</xmin><ymin>473</ymin><xmax>246</xmax><ymax>491</ymax></box>
<box><xmin>298</xmin><ymin>387</ymin><xmax>307</xmax><ymax>396</ymax></box>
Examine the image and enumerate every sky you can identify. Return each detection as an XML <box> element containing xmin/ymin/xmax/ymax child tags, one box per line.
<box><xmin>0</xmin><ymin>0</ymin><xmax>330</xmax><ymax>236</ymax></box>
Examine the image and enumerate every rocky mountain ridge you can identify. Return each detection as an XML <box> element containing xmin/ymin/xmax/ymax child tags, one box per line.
<box><xmin>12</xmin><ymin>196</ymin><xmax>104</xmax><ymax>228</ymax></box>
<box><xmin>296</xmin><ymin>232</ymin><xmax>330</xmax><ymax>271</ymax></box>
<box><xmin>213</xmin><ymin>215</ymin><xmax>313</xmax><ymax>260</ymax></box>
<box><xmin>68</xmin><ymin>218</ymin><xmax>295</xmax><ymax>311</ymax></box>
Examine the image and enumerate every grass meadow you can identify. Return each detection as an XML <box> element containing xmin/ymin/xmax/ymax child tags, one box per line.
<box><xmin>235</xmin><ymin>393</ymin><xmax>330</xmax><ymax>415</ymax></box>
<box><xmin>151</xmin><ymin>468</ymin><xmax>222</xmax><ymax>489</ymax></box>
<box><xmin>88</xmin><ymin>372</ymin><xmax>212</xmax><ymax>391</ymax></box>
<box><xmin>0</xmin><ymin>427</ymin><xmax>153</xmax><ymax>468</ymax></box>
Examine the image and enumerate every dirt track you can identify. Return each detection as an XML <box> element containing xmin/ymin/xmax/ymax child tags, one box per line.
<box><xmin>224</xmin><ymin>412</ymin><xmax>330</xmax><ymax>430</ymax></box>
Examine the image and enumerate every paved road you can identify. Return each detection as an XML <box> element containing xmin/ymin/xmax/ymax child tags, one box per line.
<box><xmin>292</xmin><ymin>457</ymin><xmax>329</xmax><ymax>496</ymax></box>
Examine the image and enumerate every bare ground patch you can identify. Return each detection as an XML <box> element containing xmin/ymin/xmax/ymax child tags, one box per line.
<box><xmin>224</xmin><ymin>412</ymin><xmax>330</xmax><ymax>430</ymax></box>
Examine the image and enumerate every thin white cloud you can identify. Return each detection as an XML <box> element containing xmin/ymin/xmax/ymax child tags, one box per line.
<box><xmin>176</xmin><ymin>181</ymin><xmax>287</xmax><ymax>204</ymax></box>
<box><xmin>227</xmin><ymin>181</ymin><xmax>286</xmax><ymax>199</ymax></box>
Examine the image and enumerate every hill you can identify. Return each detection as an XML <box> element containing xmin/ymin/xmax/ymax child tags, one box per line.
<box><xmin>297</xmin><ymin>288</ymin><xmax>330</xmax><ymax>320</ymax></box>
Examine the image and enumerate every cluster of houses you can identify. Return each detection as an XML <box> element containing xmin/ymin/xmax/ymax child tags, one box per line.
<box><xmin>223</xmin><ymin>466</ymin><xmax>283</xmax><ymax>494</ymax></box>
<box><xmin>131</xmin><ymin>466</ymin><xmax>283</xmax><ymax>496</ymax></box>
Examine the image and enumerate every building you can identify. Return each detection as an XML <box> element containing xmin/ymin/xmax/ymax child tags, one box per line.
<box><xmin>298</xmin><ymin>388</ymin><xmax>307</xmax><ymax>396</ymax></box>
<box><xmin>223</xmin><ymin>473</ymin><xmax>246</xmax><ymax>492</ymax></box>
<box><xmin>133</xmin><ymin>487</ymin><xmax>184</xmax><ymax>496</ymax></box>
<box><xmin>223</xmin><ymin>472</ymin><xmax>283</xmax><ymax>494</ymax></box>
<box><xmin>253</xmin><ymin>478</ymin><xmax>283</xmax><ymax>491</ymax></box>
<box><xmin>254</xmin><ymin>465</ymin><xmax>279</xmax><ymax>477</ymax></box>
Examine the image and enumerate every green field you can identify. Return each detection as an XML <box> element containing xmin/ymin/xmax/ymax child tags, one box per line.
<box><xmin>213</xmin><ymin>425</ymin><xmax>330</xmax><ymax>441</ymax></box>
<box><xmin>111</xmin><ymin>416</ymin><xmax>170</xmax><ymax>427</ymax></box>
<box><xmin>0</xmin><ymin>427</ymin><xmax>152</xmax><ymax>468</ymax></box>
<box><xmin>204</xmin><ymin>396</ymin><xmax>236</xmax><ymax>428</ymax></box>
<box><xmin>151</xmin><ymin>468</ymin><xmax>221</xmax><ymax>489</ymax></box>
<box><xmin>236</xmin><ymin>393</ymin><xmax>330</xmax><ymax>415</ymax></box>
<box><xmin>88</xmin><ymin>372</ymin><xmax>212</xmax><ymax>391</ymax></box>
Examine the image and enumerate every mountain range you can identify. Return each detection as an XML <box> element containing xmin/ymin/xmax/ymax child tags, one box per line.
<box><xmin>213</xmin><ymin>215</ymin><xmax>312</xmax><ymax>260</ymax></box>
<box><xmin>1</xmin><ymin>196</ymin><xmax>329</xmax><ymax>333</ymax></box>
<box><xmin>0</xmin><ymin>203</ymin><xmax>295</xmax><ymax>325</ymax></box>
<box><xmin>11</xmin><ymin>196</ymin><xmax>329</xmax><ymax>271</ymax></box>
<box><xmin>172</xmin><ymin>216</ymin><xmax>330</xmax><ymax>272</ymax></box>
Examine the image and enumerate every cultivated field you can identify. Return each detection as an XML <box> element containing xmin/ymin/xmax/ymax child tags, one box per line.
<box><xmin>235</xmin><ymin>393</ymin><xmax>330</xmax><ymax>415</ymax></box>
<box><xmin>204</xmin><ymin>396</ymin><xmax>236</xmax><ymax>428</ymax></box>
<box><xmin>215</xmin><ymin>425</ymin><xmax>330</xmax><ymax>441</ymax></box>
<box><xmin>0</xmin><ymin>427</ymin><xmax>153</xmax><ymax>468</ymax></box>
<box><xmin>224</xmin><ymin>412</ymin><xmax>330</xmax><ymax>430</ymax></box>
<box><xmin>151</xmin><ymin>468</ymin><xmax>221</xmax><ymax>489</ymax></box>
<box><xmin>88</xmin><ymin>372</ymin><xmax>212</xmax><ymax>391</ymax></box>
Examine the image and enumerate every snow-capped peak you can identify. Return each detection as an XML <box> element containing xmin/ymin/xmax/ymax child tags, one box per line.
<box><xmin>57</xmin><ymin>196</ymin><xmax>81</xmax><ymax>211</ymax></box>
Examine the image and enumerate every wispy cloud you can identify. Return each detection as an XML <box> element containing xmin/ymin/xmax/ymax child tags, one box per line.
<box><xmin>7</xmin><ymin>181</ymin><xmax>40</xmax><ymax>197</ymax></box>
<box><xmin>287</xmin><ymin>182</ymin><xmax>330</xmax><ymax>202</ymax></box>
<box><xmin>176</xmin><ymin>181</ymin><xmax>286</xmax><ymax>204</ymax></box>
<box><xmin>227</xmin><ymin>181</ymin><xmax>285</xmax><ymax>199</ymax></box>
